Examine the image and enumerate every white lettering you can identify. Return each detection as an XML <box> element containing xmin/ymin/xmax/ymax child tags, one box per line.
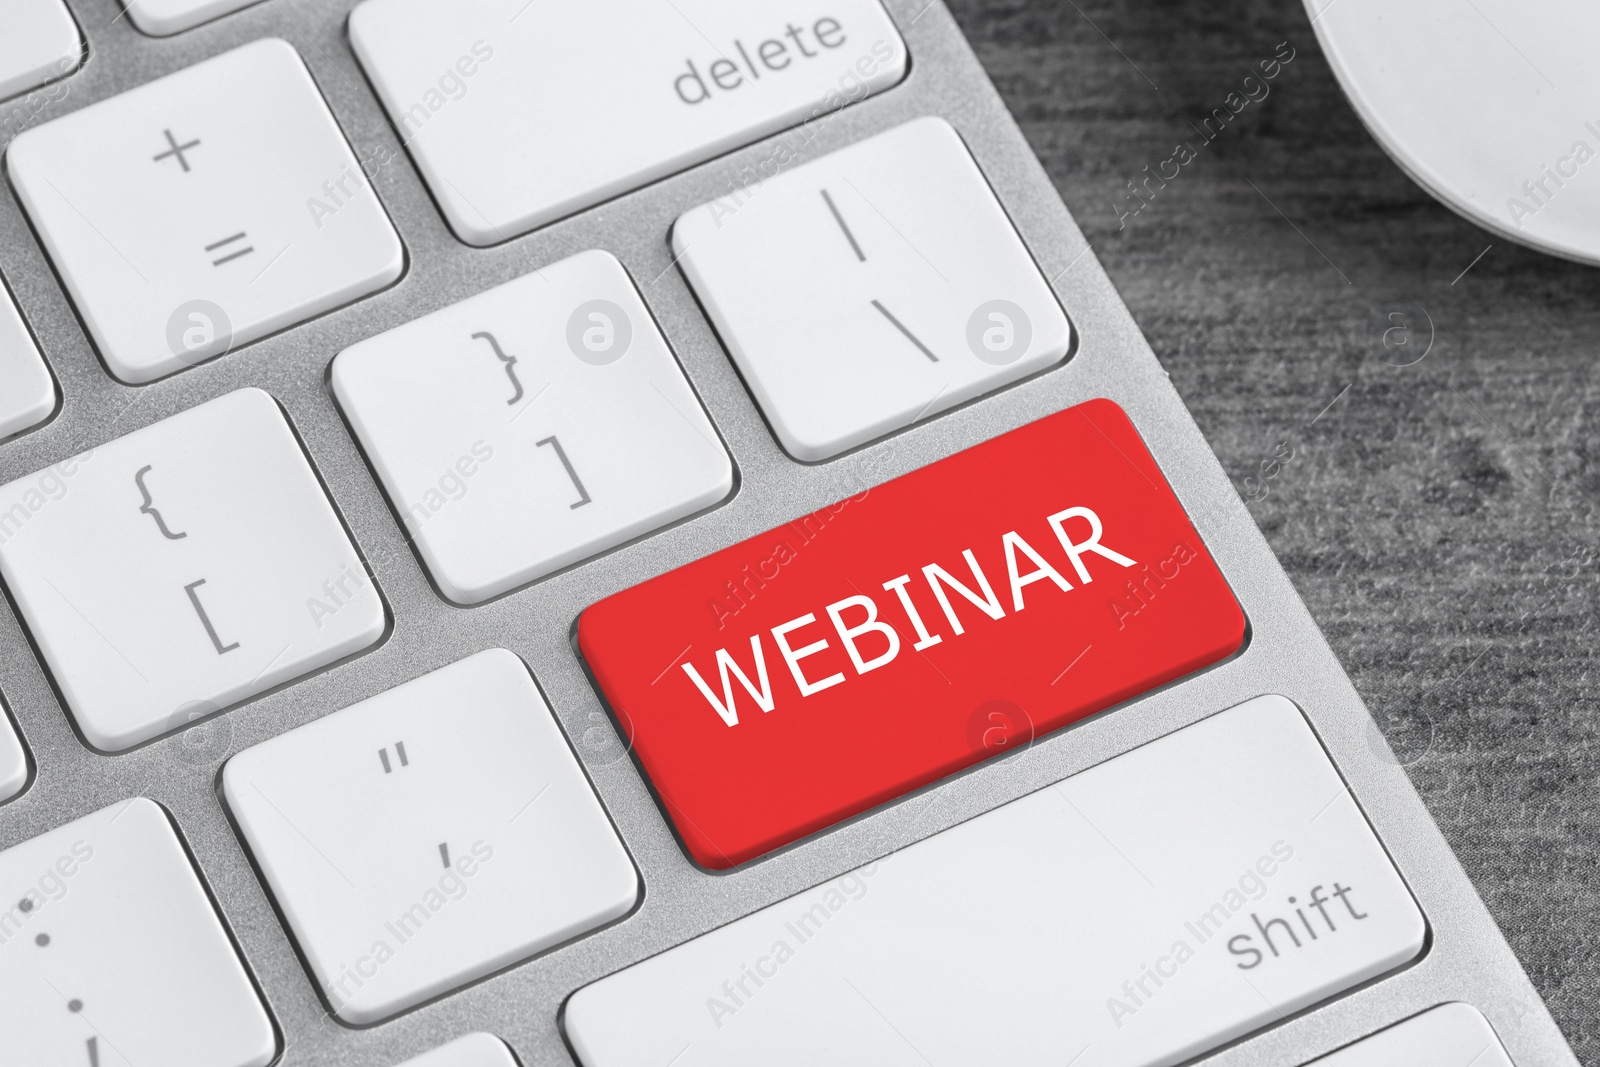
<box><xmin>1002</xmin><ymin>530</ymin><xmax>1071</xmax><ymax>610</ymax></box>
<box><xmin>1047</xmin><ymin>506</ymin><xmax>1137</xmax><ymax>583</ymax></box>
<box><xmin>922</xmin><ymin>550</ymin><xmax>1005</xmax><ymax>635</ymax></box>
<box><xmin>697</xmin><ymin>504</ymin><xmax>1146</xmax><ymax>723</ymax></box>
<box><xmin>825</xmin><ymin>595</ymin><xmax>900</xmax><ymax>673</ymax></box>
<box><xmin>771</xmin><ymin>613</ymin><xmax>846</xmax><ymax>696</ymax></box>
<box><xmin>883</xmin><ymin>574</ymin><xmax>941</xmax><ymax>650</ymax></box>
<box><xmin>683</xmin><ymin>636</ymin><xmax>775</xmax><ymax>726</ymax></box>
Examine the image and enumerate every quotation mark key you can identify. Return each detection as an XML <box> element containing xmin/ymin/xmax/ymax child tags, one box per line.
<box><xmin>378</xmin><ymin>741</ymin><xmax>410</xmax><ymax>773</ymax></box>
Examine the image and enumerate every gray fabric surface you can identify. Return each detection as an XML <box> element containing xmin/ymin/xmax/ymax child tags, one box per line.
<box><xmin>949</xmin><ymin>0</ymin><xmax>1599</xmax><ymax>1059</ymax></box>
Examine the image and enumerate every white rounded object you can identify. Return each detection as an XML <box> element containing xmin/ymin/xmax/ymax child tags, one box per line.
<box><xmin>1308</xmin><ymin>0</ymin><xmax>1600</xmax><ymax>266</ymax></box>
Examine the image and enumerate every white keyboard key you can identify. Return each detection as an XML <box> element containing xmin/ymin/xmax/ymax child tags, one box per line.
<box><xmin>675</xmin><ymin>116</ymin><xmax>1072</xmax><ymax>460</ymax></box>
<box><xmin>0</xmin><ymin>278</ymin><xmax>54</xmax><ymax>440</ymax></box>
<box><xmin>1308</xmin><ymin>1003</ymin><xmax>1513</xmax><ymax>1066</ymax></box>
<box><xmin>565</xmin><ymin>695</ymin><xmax>1426</xmax><ymax>1067</ymax></box>
<box><xmin>0</xmin><ymin>797</ymin><xmax>276</xmax><ymax>1067</ymax></box>
<box><xmin>0</xmin><ymin>388</ymin><xmax>384</xmax><ymax>752</ymax></box>
<box><xmin>0</xmin><ymin>706</ymin><xmax>26</xmax><ymax>803</ymax></box>
<box><xmin>396</xmin><ymin>1032</ymin><xmax>518</xmax><ymax>1067</ymax></box>
<box><xmin>349</xmin><ymin>0</ymin><xmax>907</xmax><ymax>244</ymax></box>
<box><xmin>7</xmin><ymin>39</ymin><xmax>403</xmax><ymax>384</ymax></box>
<box><xmin>223</xmin><ymin>648</ymin><xmax>638</xmax><ymax>1024</ymax></box>
<box><xmin>0</xmin><ymin>0</ymin><xmax>80</xmax><ymax>101</ymax></box>
<box><xmin>124</xmin><ymin>0</ymin><xmax>261</xmax><ymax>37</ymax></box>
<box><xmin>333</xmin><ymin>250</ymin><xmax>732</xmax><ymax>605</ymax></box>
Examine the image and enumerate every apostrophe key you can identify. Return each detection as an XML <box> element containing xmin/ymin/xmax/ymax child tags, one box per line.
<box><xmin>224</xmin><ymin>649</ymin><xmax>638</xmax><ymax>1024</ymax></box>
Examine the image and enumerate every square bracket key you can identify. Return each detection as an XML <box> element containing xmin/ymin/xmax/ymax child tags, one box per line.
<box><xmin>333</xmin><ymin>249</ymin><xmax>732</xmax><ymax>605</ymax></box>
<box><xmin>0</xmin><ymin>388</ymin><xmax>385</xmax><ymax>752</ymax></box>
<box><xmin>7</xmin><ymin>38</ymin><xmax>403</xmax><ymax>384</ymax></box>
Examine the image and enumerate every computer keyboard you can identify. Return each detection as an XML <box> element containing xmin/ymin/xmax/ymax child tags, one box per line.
<box><xmin>0</xmin><ymin>1</ymin><xmax>1582</xmax><ymax>1066</ymax></box>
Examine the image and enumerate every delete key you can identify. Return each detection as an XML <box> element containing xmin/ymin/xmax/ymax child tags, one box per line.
<box><xmin>579</xmin><ymin>400</ymin><xmax>1246</xmax><ymax>868</ymax></box>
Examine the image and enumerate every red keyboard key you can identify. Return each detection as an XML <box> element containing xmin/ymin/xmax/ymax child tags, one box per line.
<box><xmin>578</xmin><ymin>399</ymin><xmax>1246</xmax><ymax>868</ymax></box>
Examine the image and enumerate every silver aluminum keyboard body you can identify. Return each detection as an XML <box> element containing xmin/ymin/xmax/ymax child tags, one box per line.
<box><xmin>0</xmin><ymin>1</ymin><xmax>1577</xmax><ymax>1064</ymax></box>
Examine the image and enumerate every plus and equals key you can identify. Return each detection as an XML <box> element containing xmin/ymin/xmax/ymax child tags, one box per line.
<box><xmin>152</xmin><ymin>129</ymin><xmax>256</xmax><ymax>266</ymax></box>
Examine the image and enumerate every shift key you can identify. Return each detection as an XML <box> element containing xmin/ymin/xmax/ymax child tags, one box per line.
<box><xmin>578</xmin><ymin>399</ymin><xmax>1247</xmax><ymax>868</ymax></box>
<box><xmin>564</xmin><ymin>696</ymin><xmax>1427</xmax><ymax>1066</ymax></box>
